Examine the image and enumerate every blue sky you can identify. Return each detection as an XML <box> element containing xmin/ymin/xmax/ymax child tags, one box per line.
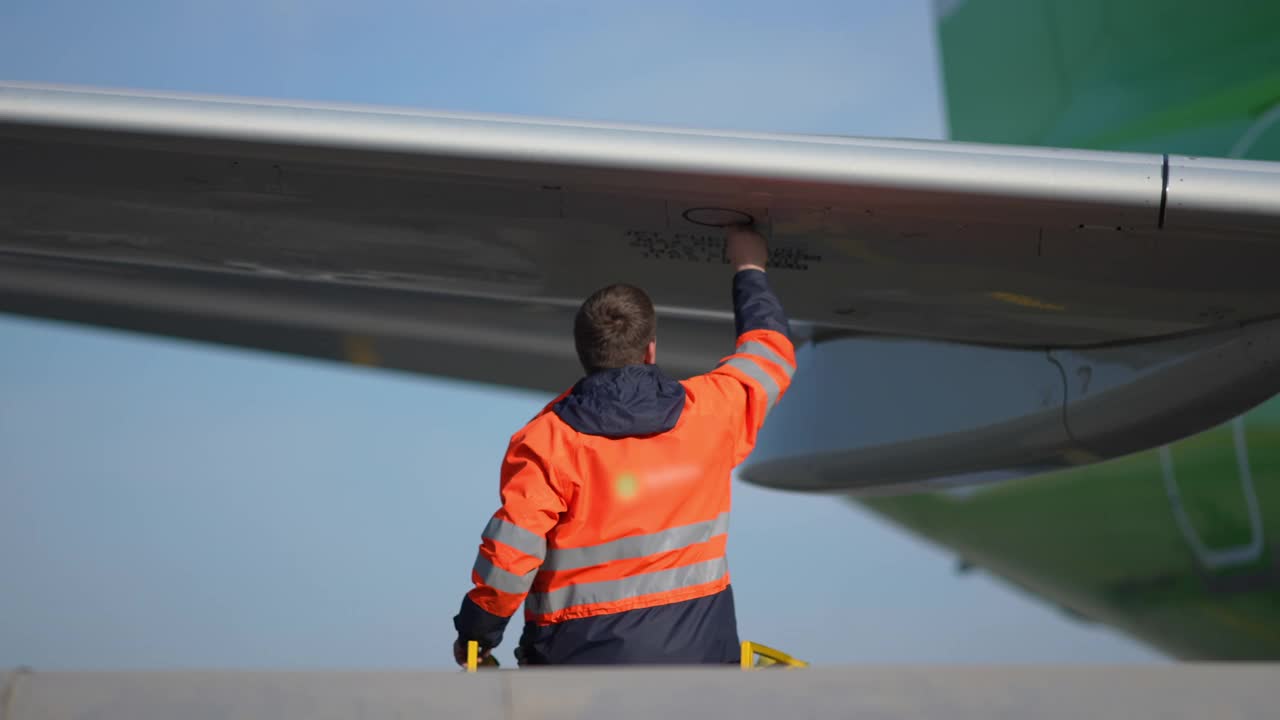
<box><xmin>0</xmin><ymin>0</ymin><xmax>1162</xmax><ymax>667</ymax></box>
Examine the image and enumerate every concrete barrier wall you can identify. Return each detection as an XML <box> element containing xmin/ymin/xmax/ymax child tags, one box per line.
<box><xmin>4</xmin><ymin>666</ymin><xmax>1278</xmax><ymax>720</ymax></box>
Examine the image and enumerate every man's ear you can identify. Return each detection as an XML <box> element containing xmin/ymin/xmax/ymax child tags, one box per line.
<box><xmin>644</xmin><ymin>339</ymin><xmax>657</xmax><ymax>365</ymax></box>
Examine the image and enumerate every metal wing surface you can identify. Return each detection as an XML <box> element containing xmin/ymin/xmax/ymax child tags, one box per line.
<box><xmin>1</xmin><ymin>82</ymin><xmax>1278</xmax><ymax>401</ymax></box>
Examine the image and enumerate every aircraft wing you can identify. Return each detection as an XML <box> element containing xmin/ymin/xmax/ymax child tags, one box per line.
<box><xmin>3</xmin><ymin>82</ymin><xmax>1280</xmax><ymax>488</ymax></box>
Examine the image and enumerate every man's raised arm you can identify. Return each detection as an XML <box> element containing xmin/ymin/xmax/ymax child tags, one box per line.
<box><xmin>705</xmin><ymin>226</ymin><xmax>797</xmax><ymax>463</ymax></box>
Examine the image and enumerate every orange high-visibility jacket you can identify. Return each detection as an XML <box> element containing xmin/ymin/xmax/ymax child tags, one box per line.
<box><xmin>455</xmin><ymin>269</ymin><xmax>794</xmax><ymax>664</ymax></box>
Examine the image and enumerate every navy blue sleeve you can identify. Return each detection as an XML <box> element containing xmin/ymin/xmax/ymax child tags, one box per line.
<box><xmin>454</xmin><ymin>595</ymin><xmax>511</xmax><ymax>649</ymax></box>
<box><xmin>732</xmin><ymin>269</ymin><xmax>790</xmax><ymax>338</ymax></box>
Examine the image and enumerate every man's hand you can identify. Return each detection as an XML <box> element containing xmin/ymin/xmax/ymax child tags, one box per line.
<box><xmin>453</xmin><ymin>638</ymin><xmax>491</xmax><ymax>667</ymax></box>
<box><xmin>726</xmin><ymin>225</ymin><xmax>768</xmax><ymax>273</ymax></box>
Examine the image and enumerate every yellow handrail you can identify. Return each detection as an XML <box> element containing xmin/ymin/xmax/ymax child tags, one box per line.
<box><xmin>464</xmin><ymin>641</ymin><xmax>500</xmax><ymax>672</ymax></box>
<box><xmin>740</xmin><ymin>641</ymin><xmax>808</xmax><ymax>669</ymax></box>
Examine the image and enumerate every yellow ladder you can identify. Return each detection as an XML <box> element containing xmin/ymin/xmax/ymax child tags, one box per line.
<box><xmin>464</xmin><ymin>641</ymin><xmax>501</xmax><ymax>672</ymax></box>
<box><xmin>740</xmin><ymin>640</ymin><xmax>808</xmax><ymax>669</ymax></box>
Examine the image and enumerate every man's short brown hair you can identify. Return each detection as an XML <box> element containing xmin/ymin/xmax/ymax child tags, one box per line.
<box><xmin>574</xmin><ymin>284</ymin><xmax>656</xmax><ymax>374</ymax></box>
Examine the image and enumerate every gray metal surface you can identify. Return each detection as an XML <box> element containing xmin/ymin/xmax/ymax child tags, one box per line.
<box><xmin>1166</xmin><ymin>155</ymin><xmax>1280</xmax><ymax>232</ymax></box>
<box><xmin>742</xmin><ymin>317</ymin><xmax>1280</xmax><ymax>492</ymax></box>
<box><xmin>0</xmin><ymin>81</ymin><xmax>1163</xmax><ymax>219</ymax></box>
<box><xmin>2</xmin><ymin>666</ymin><xmax>1278</xmax><ymax>720</ymax></box>
<box><xmin>3</xmin><ymin>82</ymin><xmax>1280</xmax><ymax>363</ymax></box>
<box><xmin>6</xmin><ymin>83</ymin><xmax>1280</xmax><ymax>489</ymax></box>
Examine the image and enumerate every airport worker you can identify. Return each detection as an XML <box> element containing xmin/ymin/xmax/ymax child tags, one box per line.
<box><xmin>452</xmin><ymin>225</ymin><xmax>795</xmax><ymax>666</ymax></box>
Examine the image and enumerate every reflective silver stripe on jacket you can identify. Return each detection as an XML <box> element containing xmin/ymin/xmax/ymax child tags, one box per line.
<box><xmin>718</xmin><ymin>355</ymin><xmax>781</xmax><ymax>411</ymax></box>
<box><xmin>481</xmin><ymin>516</ymin><xmax>547</xmax><ymax>560</ymax></box>
<box><xmin>525</xmin><ymin>556</ymin><xmax>729</xmax><ymax>615</ymax></box>
<box><xmin>542</xmin><ymin>512</ymin><xmax>730</xmax><ymax>571</ymax></box>
<box><xmin>473</xmin><ymin>554</ymin><xmax>537</xmax><ymax>595</ymax></box>
<box><xmin>735</xmin><ymin>340</ymin><xmax>794</xmax><ymax>380</ymax></box>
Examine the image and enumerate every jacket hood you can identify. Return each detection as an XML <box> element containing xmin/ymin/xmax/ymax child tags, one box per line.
<box><xmin>553</xmin><ymin>364</ymin><xmax>686</xmax><ymax>438</ymax></box>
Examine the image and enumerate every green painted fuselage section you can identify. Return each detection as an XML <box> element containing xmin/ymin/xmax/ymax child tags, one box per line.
<box><xmin>860</xmin><ymin>0</ymin><xmax>1280</xmax><ymax>659</ymax></box>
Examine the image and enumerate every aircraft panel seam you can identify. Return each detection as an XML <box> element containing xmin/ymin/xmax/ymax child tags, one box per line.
<box><xmin>1045</xmin><ymin>350</ymin><xmax>1077</xmax><ymax>445</ymax></box>
<box><xmin>1158</xmin><ymin>153</ymin><xmax>1169</xmax><ymax>229</ymax></box>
